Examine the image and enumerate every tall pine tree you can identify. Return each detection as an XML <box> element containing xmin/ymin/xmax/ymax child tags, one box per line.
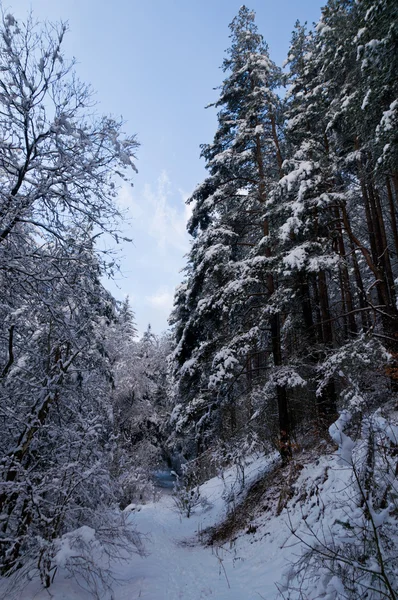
<box><xmin>171</xmin><ymin>6</ymin><xmax>293</xmax><ymax>464</ymax></box>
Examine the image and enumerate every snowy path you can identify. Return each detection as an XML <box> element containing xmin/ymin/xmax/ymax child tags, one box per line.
<box><xmin>2</xmin><ymin>452</ymin><xmax>354</xmax><ymax>600</ymax></box>
<box><xmin>111</xmin><ymin>451</ymin><xmax>354</xmax><ymax>600</ymax></box>
<box><xmin>117</xmin><ymin>496</ymin><xmax>235</xmax><ymax>600</ymax></box>
<box><xmin>113</xmin><ymin>456</ymin><xmax>288</xmax><ymax>600</ymax></box>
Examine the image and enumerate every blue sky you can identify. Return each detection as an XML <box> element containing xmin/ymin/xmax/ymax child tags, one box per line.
<box><xmin>10</xmin><ymin>0</ymin><xmax>325</xmax><ymax>334</ymax></box>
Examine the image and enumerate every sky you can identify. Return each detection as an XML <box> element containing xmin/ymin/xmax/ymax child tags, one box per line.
<box><xmin>9</xmin><ymin>0</ymin><xmax>326</xmax><ymax>334</ymax></box>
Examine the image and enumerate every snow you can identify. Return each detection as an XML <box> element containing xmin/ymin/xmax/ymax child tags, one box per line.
<box><xmin>279</xmin><ymin>160</ymin><xmax>314</xmax><ymax>192</ymax></box>
<box><xmin>341</xmin><ymin>91</ymin><xmax>357</xmax><ymax>109</ymax></box>
<box><xmin>377</xmin><ymin>99</ymin><xmax>398</xmax><ymax>135</ymax></box>
<box><xmin>8</xmin><ymin>454</ymin><xmax>291</xmax><ymax>600</ymax></box>
<box><xmin>283</xmin><ymin>245</ymin><xmax>307</xmax><ymax>270</ymax></box>
<box><xmin>3</xmin><ymin>415</ymin><xmax>397</xmax><ymax>599</ymax></box>
<box><xmin>270</xmin><ymin>367</ymin><xmax>306</xmax><ymax>388</ymax></box>
<box><xmin>374</xmin><ymin>413</ymin><xmax>398</xmax><ymax>445</ymax></box>
<box><xmin>328</xmin><ymin>410</ymin><xmax>355</xmax><ymax>465</ymax></box>
<box><xmin>4</xmin><ymin>14</ymin><xmax>16</xmax><ymax>27</ymax></box>
<box><xmin>54</xmin><ymin>527</ymin><xmax>96</xmax><ymax>567</ymax></box>
<box><xmin>354</xmin><ymin>27</ymin><xmax>367</xmax><ymax>41</ymax></box>
<box><xmin>361</xmin><ymin>89</ymin><xmax>371</xmax><ymax>110</ymax></box>
<box><xmin>369</xmin><ymin>503</ymin><xmax>392</xmax><ymax>529</ymax></box>
<box><xmin>315</xmin><ymin>21</ymin><xmax>332</xmax><ymax>35</ymax></box>
<box><xmin>365</xmin><ymin>39</ymin><xmax>381</xmax><ymax>50</ymax></box>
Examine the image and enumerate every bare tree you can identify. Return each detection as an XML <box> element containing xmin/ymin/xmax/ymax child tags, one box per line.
<box><xmin>0</xmin><ymin>9</ymin><xmax>141</xmax><ymax>591</ymax></box>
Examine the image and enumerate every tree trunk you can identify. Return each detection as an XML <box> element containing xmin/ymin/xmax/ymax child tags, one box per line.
<box><xmin>255</xmin><ymin>129</ymin><xmax>291</xmax><ymax>462</ymax></box>
<box><xmin>315</xmin><ymin>271</ymin><xmax>337</xmax><ymax>419</ymax></box>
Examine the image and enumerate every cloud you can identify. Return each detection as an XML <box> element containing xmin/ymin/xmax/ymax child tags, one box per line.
<box><xmin>117</xmin><ymin>183</ymin><xmax>144</xmax><ymax>219</ymax></box>
<box><xmin>118</xmin><ymin>170</ymin><xmax>192</xmax><ymax>254</ymax></box>
<box><xmin>113</xmin><ymin>171</ymin><xmax>192</xmax><ymax>333</ymax></box>
<box><xmin>145</xmin><ymin>170</ymin><xmax>191</xmax><ymax>253</ymax></box>
<box><xmin>146</xmin><ymin>287</ymin><xmax>174</xmax><ymax>314</ymax></box>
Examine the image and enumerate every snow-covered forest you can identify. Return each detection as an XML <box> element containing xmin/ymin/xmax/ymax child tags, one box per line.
<box><xmin>0</xmin><ymin>1</ymin><xmax>397</xmax><ymax>599</ymax></box>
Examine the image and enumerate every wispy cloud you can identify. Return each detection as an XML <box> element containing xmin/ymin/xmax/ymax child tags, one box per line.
<box><xmin>114</xmin><ymin>172</ymin><xmax>191</xmax><ymax>332</ymax></box>
<box><xmin>146</xmin><ymin>287</ymin><xmax>174</xmax><ymax>314</ymax></box>
<box><xmin>145</xmin><ymin>170</ymin><xmax>191</xmax><ymax>253</ymax></box>
<box><xmin>117</xmin><ymin>170</ymin><xmax>192</xmax><ymax>254</ymax></box>
<box><xmin>117</xmin><ymin>183</ymin><xmax>144</xmax><ymax>218</ymax></box>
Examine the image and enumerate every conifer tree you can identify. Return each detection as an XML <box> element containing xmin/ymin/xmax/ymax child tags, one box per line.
<box><xmin>276</xmin><ymin>0</ymin><xmax>398</xmax><ymax>417</ymax></box>
<box><xmin>171</xmin><ymin>6</ymin><xmax>292</xmax><ymax>463</ymax></box>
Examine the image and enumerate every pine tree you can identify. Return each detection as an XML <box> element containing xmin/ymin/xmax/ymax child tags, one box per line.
<box><xmin>171</xmin><ymin>6</ymin><xmax>292</xmax><ymax>464</ymax></box>
<box><xmin>274</xmin><ymin>18</ymin><xmax>342</xmax><ymax>421</ymax></box>
<box><xmin>276</xmin><ymin>0</ymin><xmax>398</xmax><ymax>421</ymax></box>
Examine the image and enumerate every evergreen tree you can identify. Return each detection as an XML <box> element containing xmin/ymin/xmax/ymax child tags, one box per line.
<box><xmin>171</xmin><ymin>6</ymin><xmax>292</xmax><ymax>464</ymax></box>
<box><xmin>171</xmin><ymin>0</ymin><xmax>398</xmax><ymax>471</ymax></box>
<box><xmin>275</xmin><ymin>0</ymin><xmax>398</xmax><ymax>419</ymax></box>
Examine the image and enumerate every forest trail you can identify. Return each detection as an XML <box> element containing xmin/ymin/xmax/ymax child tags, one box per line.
<box><xmin>118</xmin><ymin>495</ymin><xmax>225</xmax><ymax>599</ymax></box>
<box><xmin>114</xmin><ymin>455</ymin><xmax>288</xmax><ymax>600</ymax></box>
<box><xmin>4</xmin><ymin>448</ymin><xmax>376</xmax><ymax>600</ymax></box>
<box><xmin>2</xmin><ymin>454</ymin><xmax>286</xmax><ymax>600</ymax></box>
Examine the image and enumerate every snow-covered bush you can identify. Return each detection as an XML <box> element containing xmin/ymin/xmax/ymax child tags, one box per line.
<box><xmin>172</xmin><ymin>464</ymin><xmax>210</xmax><ymax>518</ymax></box>
<box><xmin>280</xmin><ymin>409</ymin><xmax>398</xmax><ymax>600</ymax></box>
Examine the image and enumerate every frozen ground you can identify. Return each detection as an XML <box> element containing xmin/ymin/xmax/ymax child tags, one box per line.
<box><xmin>0</xmin><ymin>449</ymin><xmax>356</xmax><ymax>600</ymax></box>
<box><xmin>3</xmin><ymin>413</ymin><xmax>397</xmax><ymax>600</ymax></box>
